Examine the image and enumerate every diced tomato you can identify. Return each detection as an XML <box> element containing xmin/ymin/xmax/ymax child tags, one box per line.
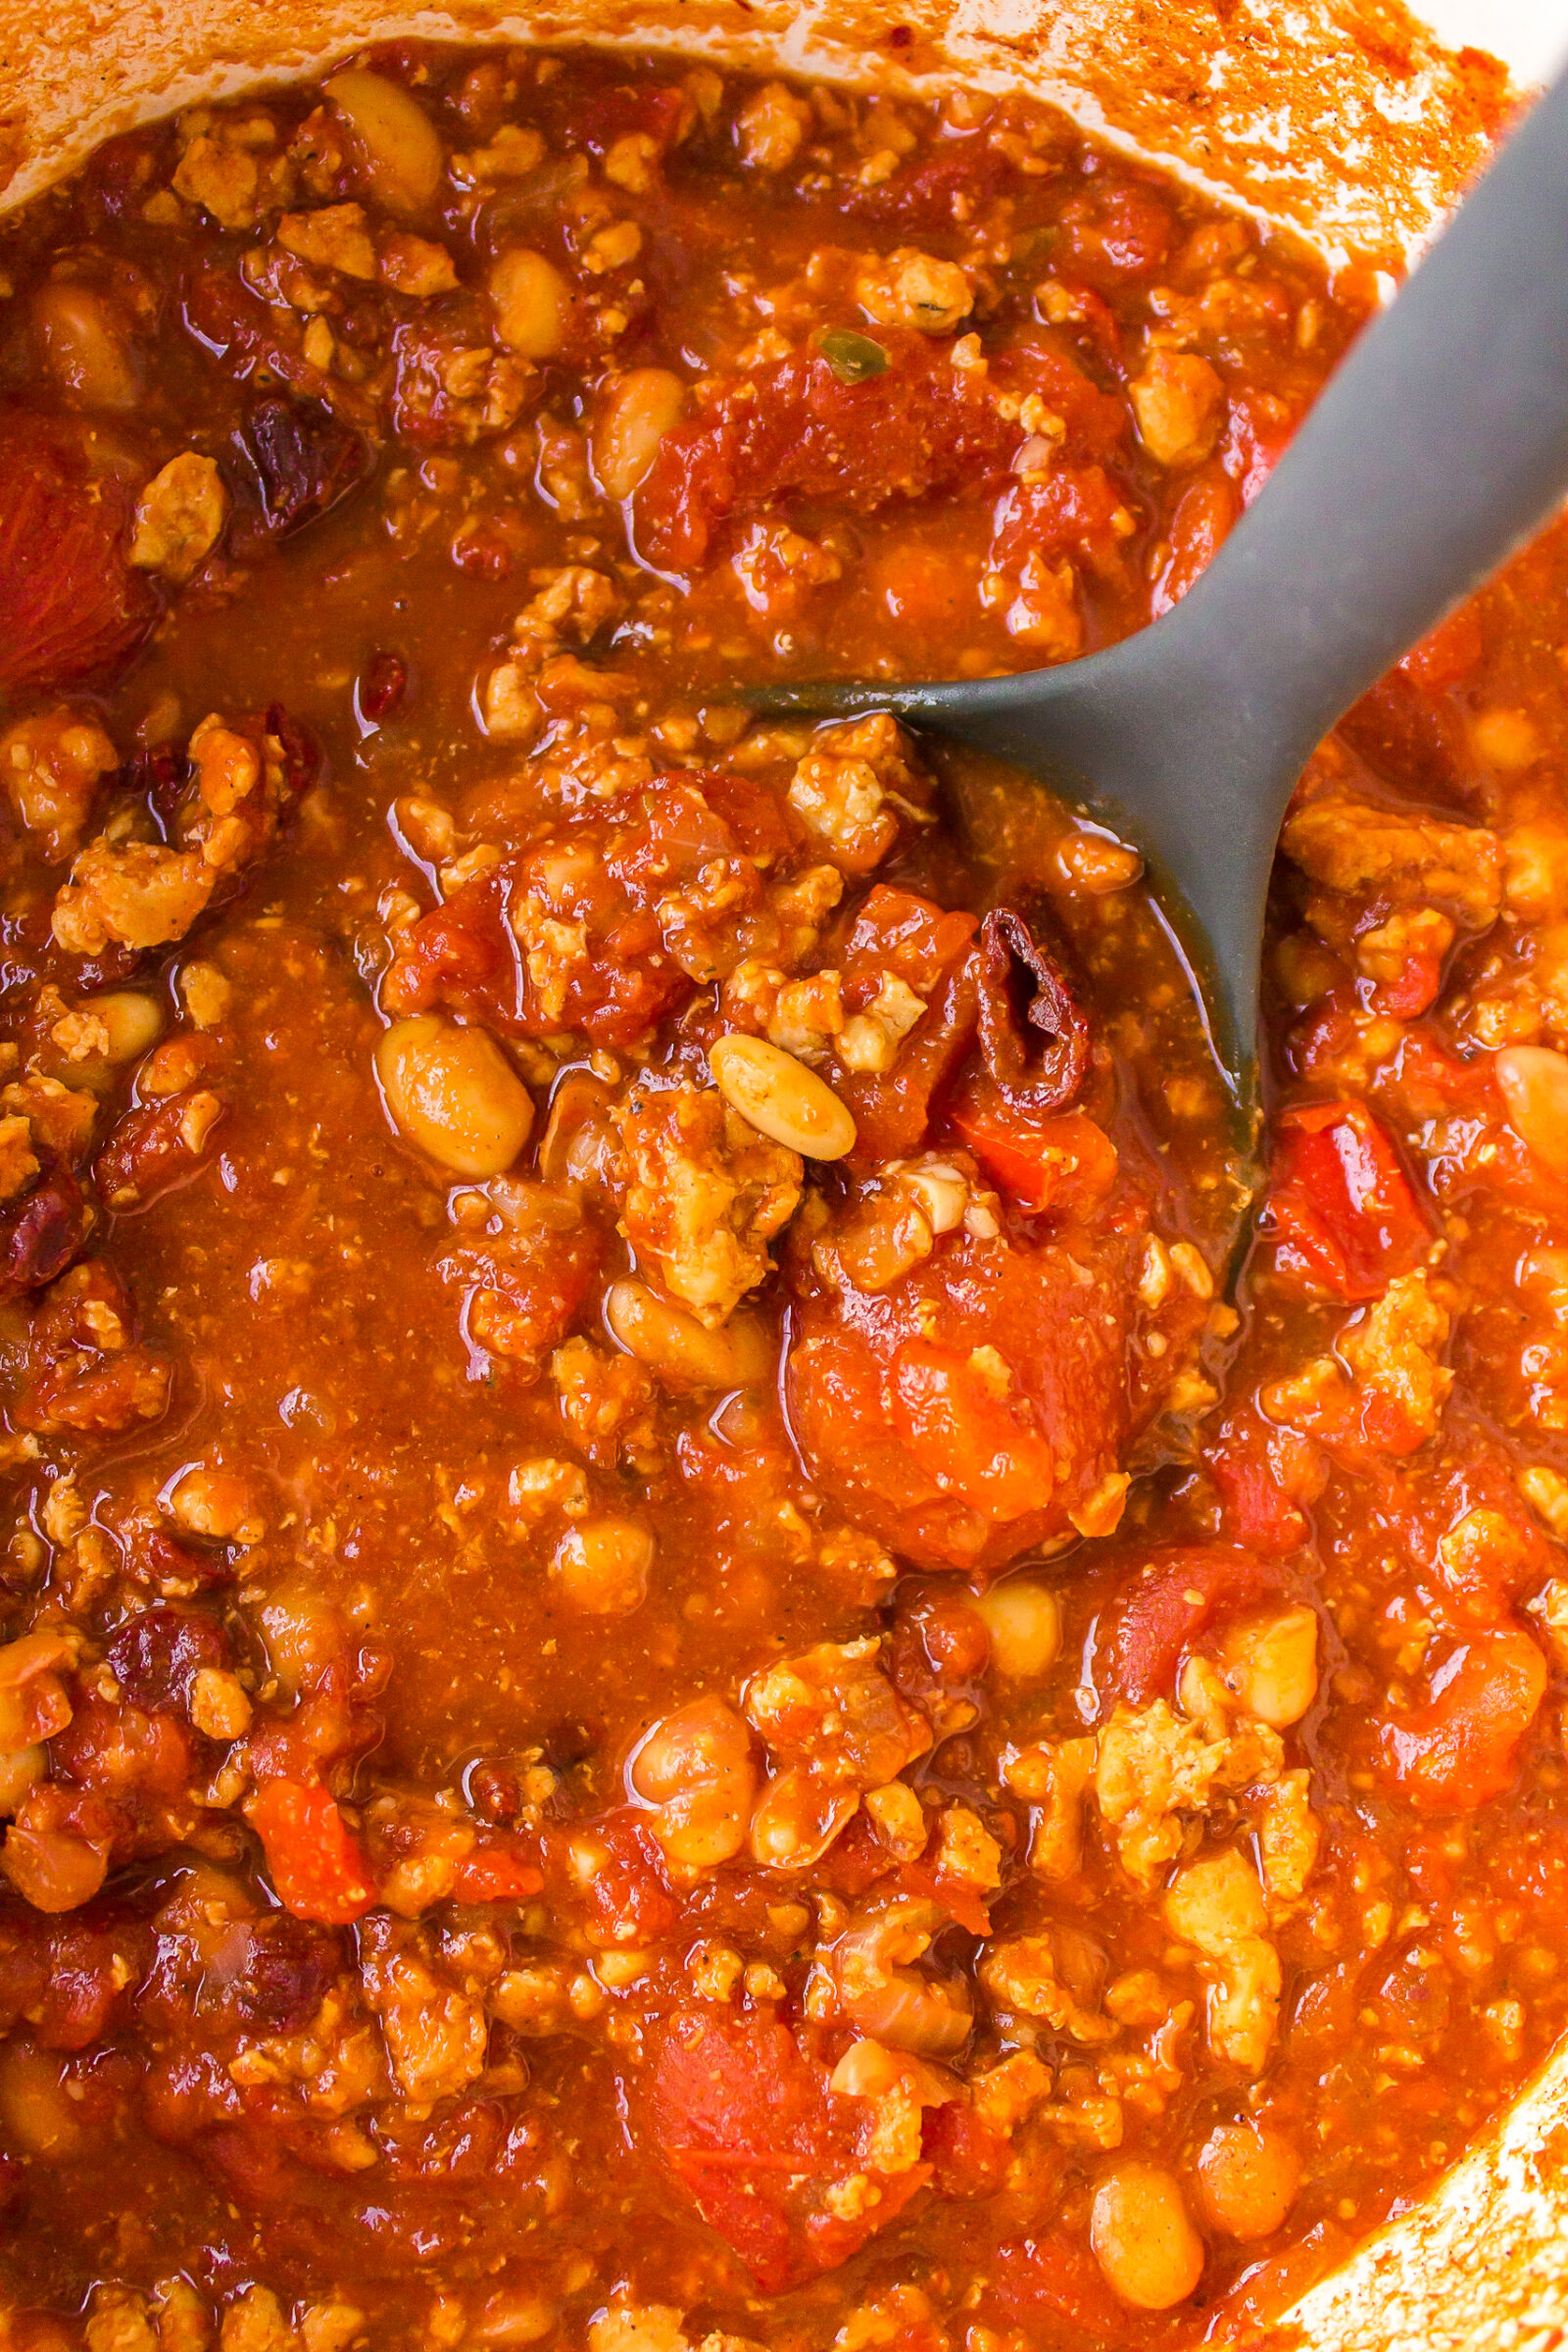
<box><xmin>1203</xmin><ymin>1411</ymin><xmax>1324</xmax><ymax>1554</ymax></box>
<box><xmin>898</xmin><ymin>1858</ymin><xmax>991</xmax><ymax>1939</ymax></box>
<box><xmin>787</xmin><ymin>1228</ymin><xmax>1132</xmax><ymax>1572</ymax></box>
<box><xmin>1222</xmin><ymin>391</ymin><xmax>1294</xmax><ymax>504</ymax></box>
<box><xmin>839</xmin><ymin>964</ymin><xmax>979</xmax><ymax>1165</ymax></box>
<box><xmin>921</xmin><ymin>2100</ymin><xmax>1010</xmax><ymax>2199</ymax></box>
<box><xmin>384</xmin><ymin>869</ymin><xmax>514</xmax><ymax>1020</ymax></box>
<box><xmin>842</xmin><ymin>886</ymin><xmax>979</xmax><ymax>1000</ymax></box>
<box><xmin>984</xmin><ymin>2230</ymin><xmax>1127</xmax><ymax>2338</ymax></box>
<box><xmin>1204</xmin><ymin>2222</ymin><xmax>1351</xmax><ymax>2338</ymax></box>
<box><xmin>644</xmin><ymin>2011</ymin><xmax>928</xmax><ymax>2290</ymax></box>
<box><xmin>0</xmin><ymin>409</ymin><xmax>157</xmax><ymax>697</ymax></box>
<box><xmin>949</xmin><ymin>1097</ymin><xmax>1118</xmax><ymax>1219</ymax></box>
<box><xmin>1378</xmin><ymin>1625</ymin><xmax>1547</xmax><ymax>1812</ymax></box>
<box><xmin>1266</xmin><ymin>1099</ymin><xmax>1431</xmax><ymax>1300</ymax></box>
<box><xmin>439</xmin><ymin>1217</ymin><xmax>604</xmax><ymax>1373</ymax></box>
<box><xmin>834</xmin><ymin>134</ymin><xmax>1009</xmax><ymax>234</ymax></box>
<box><xmin>891</xmin><ymin>1338</ymin><xmax>1062</xmax><ymax>1522</ymax></box>
<box><xmin>633</xmin><ymin>331</ymin><xmax>1020</xmax><ymax>572</ymax></box>
<box><xmin>53</xmin><ymin>1693</ymin><xmax>195</xmax><ymax>1813</ymax></box>
<box><xmin>1372</xmin><ymin>950</ymin><xmax>1445</xmax><ymax>1020</ymax></box>
<box><xmin>0</xmin><ymin>1918</ymin><xmax>141</xmax><ymax>2051</ymax></box>
<box><xmin>989</xmin><ymin>463</ymin><xmax>1128</xmax><ymax>573</ymax></box>
<box><xmin>1368</xmin><ymin>1450</ymin><xmax>1552</xmax><ymax>1629</ymax></box>
<box><xmin>1054</xmin><ymin>180</ymin><xmax>1174</xmax><ymax>284</ymax></box>
<box><xmin>1035</xmin><ymin>278</ymin><xmax>1124</xmax><ymax>365</ymax></box>
<box><xmin>1008</xmin><ymin>341</ymin><xmax>1131</xmax><ymax>457</ymax></box>
<box><xmin>574</xmin><ymin>77</ymin><xmax>686</xmax><ymax>160</ymax></box>
<box><xmin>564</xmin><ymin>1811</ymin><xmax>677</xmax><ymax>1945</ymax></box>
<box><xmin>694</xmin><ymin>773</ymin><xmax>802</xmax><ymax>864</ymax></box>
<box><xmin>248</xmin><ymin>1779</ymin><xmax>377</xmax><ymax>1926</ymax></box>
<box><xmin>451</xmin><ymin>1845</ymin><xmax>544</xmax><ymax>1902</ymax></box>
<box><xmin>1097</xmin><ymin>1546</ymin><xmax>1271</xmax><ymax>1706</ymax></box>
<box><xmin>387</xmin><ymin>777</ymin><xmax>774</xmax><ymax>1048</ymax></box>
<box><xmin>810</xmin><ymin>1805</ymin><xmax>903</xmax><ymax>1899</ymax></box>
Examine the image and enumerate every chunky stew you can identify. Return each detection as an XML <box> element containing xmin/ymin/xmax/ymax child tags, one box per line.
<box><xmin>0</xmin><ymin>40</ymin><xmax>1565</xmax><ymax>2352</ymax></box>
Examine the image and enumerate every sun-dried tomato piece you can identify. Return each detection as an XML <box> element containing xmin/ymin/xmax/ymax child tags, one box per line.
<box><xmin>265</xmin><ymin>703</ymin><xmax>323</xmax><ymax>800</ymax></box>
<box><xmin>356</xmin><ymin>648</ymin><xmax>409</xmax><ymax>723</ymax></box>
<box><xmin>232</xmin><ymin>396</ymin><xmax>370</xmax><ymax>540</ymax></box>
<box><xmin>96</xmin><ymin>1090</ymin><xmax>227</xmax><ymax>1211</ymax></box>
<box><xmin>0</xmin><ymin>1158</ymin><xmax>92</xmax><ymax>1300</ymax></box>
<box><xmin>0</xmin><ymin>410</ymin><xmax>157</xmax><ymax>697</ymax></box>
<box><xmin>105</xmin><ymin>1606</ymin><xmax>229</xmax><ymax>1720</ymax></box>
<box><xmin>972</xmin><ymin>906</ymin><xmax>1090</xmax><ymax>1113</ymax></box>
<box><xmin>15</xmin><ymin>1258</ymin><xmax>172</xmax><ymax>1436</ymax></box>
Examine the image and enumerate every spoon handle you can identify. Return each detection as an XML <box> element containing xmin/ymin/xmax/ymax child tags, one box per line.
<box><xmin>1170</xmin><ymin>61</ymin><xmax>1568</xmax><ymax>756</ymax></box>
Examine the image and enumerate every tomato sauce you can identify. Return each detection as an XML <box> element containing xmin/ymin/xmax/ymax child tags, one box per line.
<box><xmin>0</xmin><ymin>38</ymin><xmax>1564</xmax><ymax>2352</ymax></box>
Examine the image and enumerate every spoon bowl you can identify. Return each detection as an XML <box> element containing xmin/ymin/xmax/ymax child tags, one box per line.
<box><xmin>749</xmin><ymin>61</ymin><xmax>1568</xmax><ymax>1124</ymax></box>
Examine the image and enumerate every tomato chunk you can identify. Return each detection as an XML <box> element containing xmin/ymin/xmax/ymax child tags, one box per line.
<box><xmin>949</xmin><ymin>1098</ymin><xmax>1118</xmax><ymax>1218</ymax></box>
<box><xmin>989</xmin><ymin>463</ymin><xmax>1128</xmax><ymax>574</ymax></box>
<box><xmin>644</xmin><ymin>2011</ymin><xmax>927</xmax><ymax>2290</ymax></box>
<box><xmin>921</xmin><ymin>2101</ymin><xmax>1010</xmax><ymax>2199</ymax></box>
<box><xmin>788</xmin><ymin>1229</ymin><xmax>1135</xmax><ymax>1571</ymax></box>
<box><xmin>890</xmin><ymin>1338</ymin><xmax>1059</xmax><ymax>1520</ymax></box>
<box><xmin>1203</xmin><ymin>1412</ymin><xmax>1325</xmax><ymax>1555</ymax></box>
<box><xmin>0</xmin><ymin>410</ymin><xmax>156</xmax><ymax>696</ymax></box>
<box><xmin>841</xmin><ymin>886</ymin><xmax>979</xmax><ymax>1000</ymax></box>
<box><xmin>1378</xmin><ymin>1626</ymin><xmax>1547</xmax><ymax>1812</ymax></box>
<box><xmin>385</xmin><ymin>775</ymin><xmax>776</xmax><ymax>1049</ymax></box>
<box><xmin>1266</xmin><ymin>1100</ymin><xmax>1431</xmax><ymax>1300</ymax></box>
<box><xmin>1152</xmin><ymin>467</ymin><xmax>1238</xmax><ymax>614</ymax></box>
<box><xmin>451</xmin><ymin>1845</ymin><xmax>544</xmax><ymax>1902</ymax></box>
<box><xmin>1055</xmin><ymin>178</ymin><xmax>1174</xmax><ymax>283</ymax></box>
<box><xmin>249</xmin><ymin>1779</ymin><xmax>377</xmax><ymax>1925</ymax></box>
<box><xmin>1098</xmin><ymin>1546</ymin><xmax>1271</xmax><ymax>1705</ymax></box>
<box><xmin>633</xmin><ymin>332</ymin><xmax>1020</xmax><ymax>571</ymax></box>
<box><xmin>984</xmin><ymin>2230</ymin><xmax>1126</xmax><ymax>2338</ymax></box>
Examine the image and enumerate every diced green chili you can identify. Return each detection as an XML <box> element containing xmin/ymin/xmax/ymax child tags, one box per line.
<box><xmin>816</xmin><ymin>327</ymin><xmax>889</xmax><ymax>383</ymax></box>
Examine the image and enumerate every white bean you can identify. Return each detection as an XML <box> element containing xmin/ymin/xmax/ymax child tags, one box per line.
<box><xmin>552</xmin><ymin>1518</ymin><xmax>653</xmax><ymax>1615</ymax></box>
<box><xmin>1091</xmin><ymin>2161</ymin><xmax>1205</xmax><ymax>2309</ymax></box>
<box><xmin>709</xmin><ymin>1033</ymin><xmax>856</xmax><ymax>1159</ymax></box>
<box><xmin>606</xmin><ymin>1277</ymin><xmax>771</xmax><ymax>1390</ymax></box>
<box><xmin>375</xmin><ymin>1014</ymin><xmax>533</xmax><ymax>1178</ymax></box>
<box><xmin>1497</xmin><ymin>1045</ymin><xmax>1568</xmax><ymax>1179</ymax></box>
<box><xmin>324</xmin><ymin>71</ymin><xmax>444</xmax><ymax>213</ymax></box>
<box><xmin>592</xmin><ymin>368</ymin><xmax>687</xmax><ymax>500</ymax></box>
<box><xmin>490</xmin><ymin>248</ymin><xmax>571</xmax><ymax>359</ymax></box>
<box><xmin>970</xmin><ymin>1579</ymin><xmax>1061</xmax><ymax>1679</ymax></box>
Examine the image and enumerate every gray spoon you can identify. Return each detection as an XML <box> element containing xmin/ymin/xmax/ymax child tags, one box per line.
<box><xmin>749</xmin><ymin>64</ymin><xmax>1568</xmax><ymax>1125</ymax></box>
